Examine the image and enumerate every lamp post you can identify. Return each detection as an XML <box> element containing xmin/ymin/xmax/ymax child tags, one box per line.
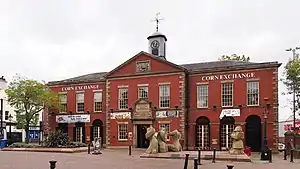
<box><xmin>285</xmin><ymin>47</ymin><xmax>300</xmax><ymax>148</ymax></box>
<box><xmin>0</xmin><ymin>98</ymin><xmax>3</xmax><ymax>139</ymax></box>
<box><xmin>261</xmin><ymin>98</ymin><xmax>270</xmax><ymax>160</ymax></box>
<box><xmin>8</xmin><ymin>114</ymin><xmax>12</xmax><ymax>140</ymax></box>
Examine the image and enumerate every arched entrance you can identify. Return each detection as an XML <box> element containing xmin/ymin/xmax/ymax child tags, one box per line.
<box><xmin>245</xmin><ymin>115</ymin><xmax>262</xmax><ymax>152</ymax></box>
<box><xmin>73</xmin><ymin>122</ymin><xmax>85</xmax><ymax>143</ymax></box>
<box><xmin>195</xmin><ymin>116</ymin><xmax>210</xmax><ymax>149</ymax></box>
<box><xmin>220</xmin><ymin>116</ymin><xmax>235</xmax><ymax>150</ymax></box>
<box><xmin>91</xmin><ymin>119</ymin><xmax>103</xmax><ymax>145</ymax></box>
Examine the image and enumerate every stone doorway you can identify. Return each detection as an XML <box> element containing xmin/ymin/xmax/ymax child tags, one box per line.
<box><xmin>136</xmin><ymin>124</ymin><xmax>150</xmax><ymax>148</ymax></box>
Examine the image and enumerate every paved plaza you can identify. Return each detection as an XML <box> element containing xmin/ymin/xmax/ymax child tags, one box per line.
<box><xmin>0</xmin><ymin>149</ymin><xmax>299</xmax><ymax>169</ymax></box>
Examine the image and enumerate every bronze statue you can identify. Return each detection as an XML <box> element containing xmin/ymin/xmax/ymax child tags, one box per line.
<box><xmin>230</xmin><ymin>125</ymin><xmax>244</xmax><ymax>154</ymax></box>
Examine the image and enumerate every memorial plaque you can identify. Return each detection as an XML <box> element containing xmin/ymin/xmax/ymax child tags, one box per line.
<box><xmin>133</xmin><ymin>99</ymin><xmax>152</xmax><ymax>119</ymax></box>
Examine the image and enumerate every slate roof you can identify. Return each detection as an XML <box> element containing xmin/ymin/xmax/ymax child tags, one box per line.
<box><xmin>47</xmin><ymin>60</ymin><xmax>281</xmax><ymax>86</ymax></box>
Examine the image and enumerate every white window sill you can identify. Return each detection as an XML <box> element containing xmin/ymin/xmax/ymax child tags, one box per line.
<box><xmin>94</xmin><ymin>111</ymin><xmax>103</xmax><ymax>113</ymax></box>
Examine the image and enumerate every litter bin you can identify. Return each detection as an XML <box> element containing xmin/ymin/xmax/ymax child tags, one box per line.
<box><xmin>0</xmin><ymin>139</ymin><xmax>8</xmax><ymax>148</ymax></box>
<box><xmin>244</xmin><ymin>146</ymin><xmax>251</xmax><ymax>156</ymax></box>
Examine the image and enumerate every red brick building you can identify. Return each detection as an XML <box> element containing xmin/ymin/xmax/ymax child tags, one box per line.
<box><xmin>45</xmin><ymin>31</ymin><xmax>281</xmax><ymax>151</ymax></box>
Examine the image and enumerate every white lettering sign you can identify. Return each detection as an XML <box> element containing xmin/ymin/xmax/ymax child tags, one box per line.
<box><xmin>219</xmin><ymin>109</ymin><xmax>240</xmax><ymax>119</ymax></box>
<box><xmin>61</xmin><ymin>85</ymin><xmax>99</xmax><ymax>92</ymax></box>
<box><xmin>56</xmin><ymin>114</ymin><xmax>90</xmax><ymax>123</ymax></box>
<box><xmin>201</xmin><ymin>72</ymin><xmax>255</xmax><ymax>81</ymax></box>
<box><xmin>110</xmin><ymin>112</ymin><xmax>131</xmax><ymax>119</ymax></box>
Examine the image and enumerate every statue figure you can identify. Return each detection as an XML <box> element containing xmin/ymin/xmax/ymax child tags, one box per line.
<box><xmin>145</xmin><ymin>126</ymin><xmax>158</xmax><ymax>154</ymax></box>
<box><xmin>156</xmin><ymin>129</ymin><xmax>168</xmax><ymax>153</ymax></box>
<box><xmin>229</xmin><ymin>125</ymin><xmax>244</xmax><ymax>155</ymax></box>
<box><xmin>167</xmin><ymin>130</ymin><xmax>182</xmax><ymax>152</ymax></box>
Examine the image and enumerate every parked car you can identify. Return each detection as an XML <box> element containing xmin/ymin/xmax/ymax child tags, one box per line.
<box><xmin>278</xmin><ymin>143</ymin><xmax>285</xmax><ymax>152</ymax></box>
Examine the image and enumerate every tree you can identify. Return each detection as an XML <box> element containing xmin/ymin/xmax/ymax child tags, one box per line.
<box><xmin>219</xmin><ymin>54</ymin><xmax>250</xmax><ymax>62</ymax></box>
<box><xmin>5</xmin><ymin>75</ymin><xmax>59</xmax><ymax>143</ymax></box>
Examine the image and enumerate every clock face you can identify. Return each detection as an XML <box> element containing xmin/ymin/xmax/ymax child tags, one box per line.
<box><xmin>151</xmin><ymin>40</ymin><xmax>160</xmax><ymax>49</ymax></box>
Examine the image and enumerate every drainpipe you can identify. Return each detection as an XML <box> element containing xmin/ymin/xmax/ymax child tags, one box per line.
<box><xmin>185</xmin><ymin>72</ymin><xmax>190</xmax><ymax>150</ymax></box>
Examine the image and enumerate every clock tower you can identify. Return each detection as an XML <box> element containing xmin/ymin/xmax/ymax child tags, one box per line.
<box><xmin>147</xmin><ymin>32</ymin><xmax>167</xmax><ymax>60</ymax></box>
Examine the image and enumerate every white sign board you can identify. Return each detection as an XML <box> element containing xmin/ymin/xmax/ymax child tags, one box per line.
<box><xmin>56</xmin><ymin>114</ymin><xmax>90</xmax><ymax>123</ymax></box>
<box><xmin>110</xmin><ymin>112</ymin><xmax>131</xmax><ymax>119</ymax></box>
<box><xmin>219</xmin><ymin>109</ymin><xmax>240</xmax><ymax>119</ymax></box>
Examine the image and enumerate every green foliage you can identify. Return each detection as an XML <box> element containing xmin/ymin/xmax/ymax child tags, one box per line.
<box><xmin>5</xmin><ymin>75</ymin><xmax>59</xmax><ymax>130</ymax></box>
<box><xmin>68</xmin><ymin>142</ymin><xmax>87</xmax><ymax>148</ymax></box>
<box><xmin>44</xmin><ymin>130</ymin><xmax>69</xmax><ymax>148</ymax></box>
<box><xmin>9</xmin><ymin>142</ymin><xmax>42</xmax><ymax>148</ymax></box>
<box><xmin>219</xmin><ymin>54</ymin><xmax>250</xmax><ymax>62</ymax></box>
<box><xmin>282</xmin><ymin>57</ymin><xmax>300</xmax><ymax>92</ymax></box>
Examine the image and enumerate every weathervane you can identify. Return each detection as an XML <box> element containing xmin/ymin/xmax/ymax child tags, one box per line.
<box><xmin>151</xmin><ymin>12</ymin><xmax>164</xmax><ymax>32</ymax></box>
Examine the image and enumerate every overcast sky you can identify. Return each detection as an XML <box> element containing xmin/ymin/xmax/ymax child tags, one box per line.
<box><xmin>1</xmin><ymin>0</ymin><xmax>300</xmax><ymax>120</ymax></box>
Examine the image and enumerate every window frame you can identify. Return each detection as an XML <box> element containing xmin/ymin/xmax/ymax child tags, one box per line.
<box><xmin>221</xmin><ymin>82</ymin><xmax>233</xmax><ymax>107</ymax></box>
<box><xmin>118</xmin><ymin>88</ymin><xmax>129</xmax><ymax>110</ymax></box>
<box><xmin>59</xmin><ymin>93</ymin><xmax>67</xmax><ymax>113</ymax></box>
<box><xmin>197</xmin><ymin>84</ymin><xmax>208</xmax><ymax>108</ymax></box>
<box><xmin>76</xmin><ymin>92</ymin><xmax>85</xmax><ymax>113</ymax></box>
<box><xmin>93</xmin><ymin>91</ymin><xmax>103</xmax><ymax>112</ymax></box>
<box><xmin>159</xmin><ymin>84</ymin><xmax>170</xmax><ymax>108</ymax></box>
<box><xmin>247</xmin><ymin>81</ymin><xmax>259</xmax><ymax>106</ymax></box>
<box><xmin>138</xmin><ymin>86</ymin><xmax>148</xmax><ymax>99</ymax></box>
<box><xmin>159</xmin><ymin>122</ymin><xmax>170</xmax><ymax>141</ymax></box>
<box><xmin>117</xmin><ymin>123</ymin><xmax>128</xmax><ymax>141</ymax></box>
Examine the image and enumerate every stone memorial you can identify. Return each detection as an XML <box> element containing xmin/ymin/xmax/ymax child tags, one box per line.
<box><xmin>229</xmin><ymin>126</ymin><xmax>244</xmax><ymax>155</ymax></box>
<box><xmin>145</xmin><ymin>126</ymin><xmax>158</xmax><ymax>154</ymax></box>
<box><xmin>157</xmin><ymin>129</ymin><xmax>168</xmax><ymax>153</ymax></box>
<box><xmin>167</xmin><ymin>130</ymin><xmax>182</xmax><ymax>152</ymax></box>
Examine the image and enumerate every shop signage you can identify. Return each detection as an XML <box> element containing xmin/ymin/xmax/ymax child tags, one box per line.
<box><xmin>201</xmin><ymin>72</ymin><xmax>255</xmax><ymax>81</ymax></box>
<box><xmin>284</xmin><ymin>121</ymin><xmax>300</xmax><ymax>130</ymax></box>
<box><xmin>61</xmin><ymin>85</ymin><xmax>100</xmax><ymax>92</ymax></box>
<box><xmin>93</xmin><ymin>137</ymin><xmax>102</xmax><ymax>154</ymax></box>
<box><xmin>133</xmin><ymin>100</ymin><xmax>152</xmax><ymax>119</ymax></box>
<box><xmin>212</xmin><ymin>138</ymin><xmax>218</xmax><ymax>145</ymax></box>
<box><xmin>110</xmin><ymin>112</ymin><xmax>131</xmax><ymax>119</ymax></box>
<box><xmin>219</xmin><ymin>109</ymin><xmax>240</xmax><ymax>119</ymax></box>
<box><xmin>56</xmin><ymin>114</ymin><xmax>90</xmax><ymax>123</ymax></box>
<box><xmin>156</xmin><ymin>110</ymin><xmax>179</xmax><ymax>118</ymax></box>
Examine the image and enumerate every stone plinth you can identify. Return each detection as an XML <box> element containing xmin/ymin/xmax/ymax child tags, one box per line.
<box><xmin>140</xmin><ymin>151</ymin><xmax>251</xmax><ymax>162</ymax></box>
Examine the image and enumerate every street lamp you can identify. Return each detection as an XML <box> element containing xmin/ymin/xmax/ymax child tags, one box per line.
<box><xmin>8</xmin><ymin>114</ymin><xmax>13</xmax><ymax>140</ymax></box>
<box><xmin>261</xmin><ymin>97</ymin><xmax>271</xmax><ymax>160</ymax></box>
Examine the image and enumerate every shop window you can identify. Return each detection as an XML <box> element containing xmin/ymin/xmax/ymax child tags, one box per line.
<box><xmin>247</xmin><ymin>81</ymin><xmax>259</xmax><ymax>106</ymax></box>
<box><xmin>221</xmin><ymin>83</ymin><xmax>233</xmax><ymax>107</ymax></box>
<box><xmin>197</xmin><ymin>84</ymin><xmax>208</xmax><ymax>108</ymax></box>
<box><xmin>93</xmin><ymin>91</ymin><xmax>102</xmax><ymax>112</ymax></box>
<box><xmin>118</xmin><ymin>123</ymin><xmax>128</xmax><ymax>141</ymax></box>
<box><xmin>196</xmin><ymin>117</ymin><xmax>210</xmax><ymax>149</ymax></box>
<box><xmin>118</xmin><ymin>88</ymin><xmax>128</xmax><ymax>110</ymax></box>
<box><xmin>76</xmin><ymin>92</ymin><xmax>84</xmax><ymax>112</ymax></box>
<box><xmin>159</xmin><ymin>84</ymin><xmax>170</xmax><ymax>108</ymax></box>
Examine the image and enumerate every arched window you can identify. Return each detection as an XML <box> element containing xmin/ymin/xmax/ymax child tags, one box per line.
<box><xmin>91</xmin><ymin>119</ymin><xmax>103</xmax><ymax>145</ymax></box>
<box><xmin>196</xmin><ymin>116</ymin><xmax>210</xmax><ymax>149</ymax></box>
<box><xmin>220</xmin><ymin>116</ymin><xmax>235</xmax><ymax>149</ymax></box>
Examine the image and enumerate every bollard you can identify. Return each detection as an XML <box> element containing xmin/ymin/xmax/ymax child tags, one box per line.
<box><xmin>212</xmin><ymin>148</ymin><xmax>216</xmax><ymax>163</ymax></box>
<box><xmin>284</xmin><ymin>149</ymin><xmax>287</xmax><ymax>160</ymax></box>
<box><xmin>88</xmin><ymin>143</ymin><xmax>90</xmax><ymax>154</ymax></box>
<box><xmin>183</xmin><ymin>154</ymin><xmax>189</xmax><ymax>169</ymax></box>
<box><xmin>227</xmin><ymin>164</ymin><xmax>234</xmax><ymax>169</ymax></box>
<box><xmin>193</xmin><ymin>158</ymin><xmax>198</xmax><ymax>169</ymax></box>
<box><xmin>269</xmin><ymin>149</ymin><xmax>272</xmax><ymax>163</ymax></box>
<box><xmin>197</xmin><ymin>148</ymin><xmax>202</xmax><ymax>165</ymax></box>
<box><xmin>49</xmin><ymin>160</ymin><xmax>57</xmax><ymax>169</ymax></box>
<box><xmin>129</xmin><ymin>145</ymin><xmax>132</xmax><ymax>156</ymax></box>
<box><xmin>290</xmin><ymin>149</ymin><xmax>294</xmax><ymax>163</ymax></box>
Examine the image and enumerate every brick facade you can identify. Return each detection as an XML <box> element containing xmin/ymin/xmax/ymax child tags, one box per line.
<box><xmin>46</xmin><ymin>51</ymin><xmax>281</xmax><ymax>151</ymax></box>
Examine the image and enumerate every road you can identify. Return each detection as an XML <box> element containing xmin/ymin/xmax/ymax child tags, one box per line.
<box><xmin>0</xmin><ymin>149</ymin><xmax>299</xmax><ymax>169</ymax></box>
